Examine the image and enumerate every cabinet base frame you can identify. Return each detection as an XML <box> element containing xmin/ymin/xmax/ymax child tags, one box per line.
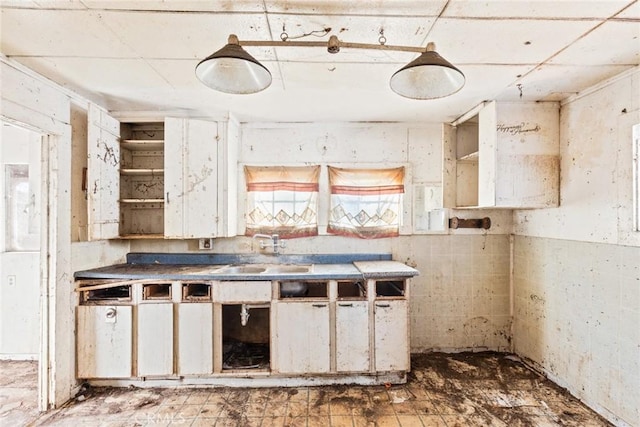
<box><xmin>82</xmin><ymin>372</ymin><xmax>406</xmax><ymax>388</ymax></box>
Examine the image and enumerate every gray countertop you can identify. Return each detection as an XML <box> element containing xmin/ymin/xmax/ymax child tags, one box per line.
<box><xmin>74</xmin><ymin>258</ymin><xmax>418</xmax><ymax>282</ymax></box>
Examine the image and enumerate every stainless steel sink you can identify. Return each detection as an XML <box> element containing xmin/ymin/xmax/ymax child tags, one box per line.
<box><xmin>217</xmin><ymin>264</ymin><xmax>312</xmax><ymax>275</ymax></box>
<box><xmin>220</xmin><ymin>265</ymin><xmax>267</xmax><ymax>274</ymax></box>
<box><xmin>265</xmin><ymin>264</ymin><xmax>312</xmax><ymax>274</ymax></box>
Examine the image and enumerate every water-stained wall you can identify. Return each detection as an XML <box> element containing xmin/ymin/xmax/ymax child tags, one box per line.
<box><xmin>513</xmin><ymin>68</ymin><xmax>640</xmax><ymax>427</ymax></box>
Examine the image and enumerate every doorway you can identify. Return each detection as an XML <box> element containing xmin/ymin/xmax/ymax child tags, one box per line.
<box><xmin>0</xmin><ymin>121</ymin><xmax>43</xmax><ymax>424</ymax></box>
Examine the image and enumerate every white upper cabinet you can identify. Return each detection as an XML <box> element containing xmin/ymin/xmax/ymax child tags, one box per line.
<box><xmin>445</xmin><ymin>101</ymin><xmax>560</xmax><ymax>209</ymax></box>
<box><xmin>165</xmin><ymin>118</ymin><xmax>219</xmax><ymax>238</ymax></box>
<box><xmin>88</xmin><ymin>107</ymin><xmax>238</xmax><ymax>240</ymax></box>
<box><xmin>87</xmin><ymin>104</ymin><xmax>121</xmax><ymax>240</ymax></box>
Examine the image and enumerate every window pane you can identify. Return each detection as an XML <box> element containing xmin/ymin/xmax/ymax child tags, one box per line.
<box><xmin>5</xmin><ymin>165</ymin><xmax>39</xmax><ymax>251</ymax></box>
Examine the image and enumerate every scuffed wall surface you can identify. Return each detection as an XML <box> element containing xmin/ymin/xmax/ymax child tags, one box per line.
<box><xmin>396</xmin><ymin>234</ymin><xmax>511</xmax><ymax>352</ymax></box>
<box><xmin>513</xmin><ymin>69</ymin><xmax>640</xmax><ymax>426</ymax></box>
<box><xmin>132</xmin><ymin>121</ymin><xmax>513</xmax><ymax>352</ymax></box>
<box><xmin>513</xmin><ymin>236</ymin><xmax>639</xmax><ymax>427</ymax></box>
<box><xmin>513</xmin><ymin>68</ymin><xmax>640</xmax><ymax>247</ymax></box>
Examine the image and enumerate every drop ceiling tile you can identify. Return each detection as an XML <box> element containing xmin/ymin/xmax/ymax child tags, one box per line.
<box><xmin>496</xmin><ymin>64</ymin><xmax>634</xmax><ymax>102</ymax></box>
<box><xmin>428</xmin><ymin>18</ymin><xmax>601</xmax><ymax>64</ymax></box>
<box><xmin>1</xmin><ymin>1</ymin><xmax>40</xmax><ymax>7</ymax></box>
<box><xmin>15</xmin><ymin>57</ymin><xmax>174</xmax><ymax>93</ymax></box>
<box><xmin>264</xmin><ymin>0</ymin><xmax>446</xmax><ymax>16</ymax></box>
<box><xmin>614</xmin><ymin>1</ymin><xmax>640</xmax><ymax>18</ymax></box>
<box><xmin>277</xmin><ymin>61</ymin><xmax>397</xmax><ymax>92</ymax></box>
<box><xmin>97</xmin><ymin>10</ymin><xmax>275</xmax><ymax>60</ymax></box>
<box><xmin>268</xmin><ymin>14</ymin><xmax>434</xmax><ymax>63</ymax></box>
<box><xmin>80</xmin><ymin>0</ymin><xmax>265</xmax><ymax>12</ymax></box>
<box><xmin>33</xmin><ymin>0</ymin><xmax>87</xmax><ymax>9</ymax></box>
<box><xmin>550</xmin><ymin>21</ymin><xmax>640</xmax><ymax>65</ymax></box>
<box><xmin>443</xmin><ymin>0</ymin><xmax>632</xmax><ymax>19</ymax></box>
<box><xmin>0</xmin><ymin>9</ymin><xmax>138</xmax><ymax>57</ymax></box>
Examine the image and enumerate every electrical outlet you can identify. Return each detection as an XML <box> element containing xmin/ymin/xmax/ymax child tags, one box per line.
<box><xmin>7</xmin><ymin>275</ymin><xmax>16</xmax><ymax>286</ymax></box>
<box><xmin>198</xmin><ymin>238</ymin><xmax>214</xmax><ymax>250</ymax></box>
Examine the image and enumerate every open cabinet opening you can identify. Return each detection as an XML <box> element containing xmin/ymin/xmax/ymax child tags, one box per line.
<box><xmin>221</xmin><ymin>304</ymin><xmax>270</xmax><ymax>371</ymax></box>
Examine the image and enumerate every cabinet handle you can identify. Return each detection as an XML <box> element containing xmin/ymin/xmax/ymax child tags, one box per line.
<box><xmin>166</xmin><ymin>192</ymin><xmax>170</xmax><ymax>204</ymax></box>
<box><xmin>312</xmin><ymin>304</ymin><xmax>327</xmax><ymax>308</ymax></box>
<box><xmin>376</xmin><ymin>303</ymin><xmax>391</xmax><ymax>308</ymax></box>
<box><xmin>338</xmin><ymin>303</ymin><xmax>353</xmax><ymax>307</ymax></box>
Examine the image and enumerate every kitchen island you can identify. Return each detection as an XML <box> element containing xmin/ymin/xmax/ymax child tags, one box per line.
<box><xmin>74</xmin><ymin>253</ymin><xmax>418</xmax><ymax>387</ymax></box>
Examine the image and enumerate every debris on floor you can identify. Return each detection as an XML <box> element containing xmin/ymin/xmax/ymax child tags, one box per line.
<box><xmin>1</xmin><ymin>352</ymin><xmax>614</xmax><ymax>426</ymax></box>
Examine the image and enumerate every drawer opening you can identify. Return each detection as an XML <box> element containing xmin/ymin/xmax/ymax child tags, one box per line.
<box><xmin>142</xmin><ymin>283</ymin><xmax>172</xmax><ymax>300</ymax></box>
<box><xmin>375</xmin><ymin>280</ymin><xmax>405</xmax><ymax>297</ymax></box>
<box><xmin>222</xmin><ymin>304</ymin><xmax>270</xmax><ymax>371</ymax></box>
<box><xmin>337</xmin><ymin>281</ymin><xmax>367</xmax><ymax>299</ymax></box>
<box><xmin>182</xmin><ymin>283</ymin><xmax>211</xmax><ymax>301</ymax></box>
<box><xmin>84</xmin><ymin>286</ymin><xmax>131</xmax><ymax>302</ymax></box>
<box><xmin>279</xmin><ymin>281</ymin><xmax>327</xmax><ymax>299</ymax></box>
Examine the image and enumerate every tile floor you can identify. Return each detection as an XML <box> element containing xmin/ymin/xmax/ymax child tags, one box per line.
<box><xmin>2</xmin><ymin>353</ymin><xmax>613</xmax><ymax>427</ymax></box>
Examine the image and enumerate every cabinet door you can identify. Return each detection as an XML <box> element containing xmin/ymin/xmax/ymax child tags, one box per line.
<box><xmin>87</xmin><ymin>104</ymin><xmax>120</xmax><ymax>240</ymax></box>
<box><xmin>164</xmin><ymin>118</ymin><xmax>219</xmax><ymax>238</ymax></box>
<box><xmin>274</xmin><ymin>302</ymin><xmax>330</xmax><ymax>374</ymax></box>
<box><xmin>178</xmin><ymin>303</ymin><xmax>213</xmax><ymax>375</ymax></box>
<box><xmin>137</xmin><ymin>303</ymin><xmax>173</xmax><ymax>377</ymax></box>
<box><xmin>374</xmin><ymin>300</ymin><xmax>409</xmax><ymax>371</ymax></box>
<box><xmin>336</xmin><ymin>301</ymin><xmax>370</xmax><ymax>372</ymax></box>
<box><xmin>77</xmin><ymin>305</ymin><xmax>132</xmax><ymax>378</ymax></box>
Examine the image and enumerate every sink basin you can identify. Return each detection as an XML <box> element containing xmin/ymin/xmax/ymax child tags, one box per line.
<box><xmin>265</xmin><ymin>264</ymin><xmax>312</xmax><ymax>274</ymax></box>
<box><xmin>220</xmin><ymin>265</ymin><xmax>267</xmax><ymax>274</ymax></box>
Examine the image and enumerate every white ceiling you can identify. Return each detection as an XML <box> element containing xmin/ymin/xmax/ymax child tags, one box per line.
<box><xmin>1</xmin><ymin>0</ymin><xmax>639</xmax><ymax>123</ymax></box>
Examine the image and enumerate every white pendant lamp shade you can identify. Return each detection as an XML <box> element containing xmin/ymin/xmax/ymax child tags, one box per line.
<box><xmin>390</xmin><ymin>43</ymin><xmax>465</xmax><ymax>100</ymax></box>
<box><xmin>195</xmin><ymin>35</ymin><xmax>272</xmax><ymax>94</ymax></box>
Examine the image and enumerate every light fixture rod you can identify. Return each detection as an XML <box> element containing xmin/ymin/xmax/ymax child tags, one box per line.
<box><xmin>234</xmin><ymin>36</ymin><xmax>426</xmax><ymax>54</ymax></box>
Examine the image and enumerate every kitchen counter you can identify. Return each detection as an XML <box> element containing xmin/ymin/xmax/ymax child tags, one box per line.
<box><xmin>74</xmin><ymin>253</ymin><xmax>418</xmax><ymax>283</ymax></box>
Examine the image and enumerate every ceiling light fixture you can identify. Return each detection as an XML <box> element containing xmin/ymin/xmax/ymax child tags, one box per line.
<box><xmin>195</xmin><ymin>34</ymin><xmax>465</xmax><ymax>99</ymax></box>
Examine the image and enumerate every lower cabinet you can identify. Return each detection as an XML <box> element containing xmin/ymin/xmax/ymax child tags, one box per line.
<box><xmin>177</xmin><ymin>303</ymin><xmax>213</xmax><ymax>375</ymax></box>
<box><xmin>374</xmin><ymin>300</ymin><xmax>409</xmax><ymax>371</ymax></box>
<box><xmin>274</xmin><ymin>301</ymin><xmax>330</xmax><ymax>374</ymax></box>
<box><xmin>77</xmin><ymin>305</ymin><xmax>133</xmax><ymax>378</ymax></box>
<box><xmin>137</xmin><ymin>303</ymin><xmax>174</xmax><ymax>377</ymax></box>
<box><xmin>335</xmin><ymin>301</ymin><xmax>370</xmax><ymax>372</ymax></box>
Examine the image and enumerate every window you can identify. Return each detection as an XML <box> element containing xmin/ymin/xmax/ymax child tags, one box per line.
<box><xmin>244</xmin><ymin>165</ymin><xmax>320</xmax><ymax>238</ymax></box>
<box><xmin>328</xmin><ymin>166</ymin><xmax>405</xmax><ymax>239</ymax></box>
<box><xmin>5</xmin><ymin>164</ymin><xmax>39</xmax><ymax>251</ymax></box>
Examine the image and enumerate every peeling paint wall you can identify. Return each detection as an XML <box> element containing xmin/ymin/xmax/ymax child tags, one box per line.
<box><xmin>132</xmin><ymin>121</ymin><xmax>513</xmax><ymax>352</ymax></box>
<box><xmin>513</xmin><ymin>68</ymin><xmax>640</xmax><ymax>427</ymax></box>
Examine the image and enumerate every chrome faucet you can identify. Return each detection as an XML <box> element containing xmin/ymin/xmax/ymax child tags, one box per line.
<box><xmin>252</xmin><ymin>233</ymin><xmax>286</xmax><ymax>254</ymax></box>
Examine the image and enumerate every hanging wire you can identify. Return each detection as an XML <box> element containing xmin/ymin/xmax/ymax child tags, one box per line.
<box><xmin>378</xmin><ymin>28</ymin><xmax>387</xmax><ymax>45</ymax></box>
<box><xmin>280</xmin><ymin>25</ymin><xmax>331</xmax><ymax>41</ymax></box>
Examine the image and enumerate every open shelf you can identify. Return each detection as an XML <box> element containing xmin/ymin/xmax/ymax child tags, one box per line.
<box><xmin>121</xmin><ymin>140</ymin><xmax>164</xmax><ymax>151</ymax></box>
<box><xmin>120</xmin><ymin>168</ymin><xmax>164</xmax><ymax>176</ymax></box>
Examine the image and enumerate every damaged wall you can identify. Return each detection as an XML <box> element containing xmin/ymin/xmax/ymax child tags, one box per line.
<box><xmin>513</xmin><ymin>68</ymin><xmax>640</xmax><ymax>427</ymax></box>
<box><xmin>131</xmin><ymin>122</ymin><xmax>514</xmax><ymax>352</ymax></box>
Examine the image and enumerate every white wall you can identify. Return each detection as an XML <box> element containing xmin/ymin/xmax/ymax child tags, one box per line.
<box><xmin>0</xmin><ymin>123</ymin><xmax>41</xmax><ymax>358</ymax></box>
<box><xmin>513</xmin><ymin>68</ymin><xmax>640</xmax><ymax>427</ymax></box>
<box><xmin>132</xmin><ymin>121</ymin><xmax>514</xmax><ymax>352</ymax></box>
<box><xmin>1</xmin><ymin>57</ymin><xmax>130</xmax><ymax>408</ymax></box>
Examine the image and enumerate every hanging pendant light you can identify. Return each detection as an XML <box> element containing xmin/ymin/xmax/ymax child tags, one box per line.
<box><xmin>195</xmin><ymin>34</ymin><xmax>272</xmax><ymax>94</ymax></box>
<box><xmin>389</xmin><ymin>42</ymin><xmax>465</xmax><ymax>100</ymax></box>
<box><xmin>195</xmin><ymin>35</ymin><xmax>464</xmax><ymax>99</ymax></box>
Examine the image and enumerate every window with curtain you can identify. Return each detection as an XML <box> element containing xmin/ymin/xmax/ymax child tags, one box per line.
<box><xmin>244</xmin><ymin>165</ymin><xmax>320</xmax><ymax>238</ymax></box>
<box><xmin>328</xmin><ymin>166</ymin><xmax>405</xmax><ymax>239</ymax></box>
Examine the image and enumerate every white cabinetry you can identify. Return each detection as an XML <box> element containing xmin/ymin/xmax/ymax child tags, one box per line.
<box><xmin>77</xmin><ymin>305</ymin><xmax>132</xmax><ymax>378</ymax></box>
<box><xmin>164</xmin><ymin>118</ymin><xmax>238</xmax><ymax>238</ymax></box>
<box><xmin>335</xmin><ymin>301</ymin><xmax>370</xmax><ymax>372</ymax></box>
<box><xmin>178</xmin><ymin>303</ymin><xmax>213</xmax><ymax>375</ymax></box>
<box><xmin>274</xmin><ymin>301</ymin><xmax>331</xmax><ymax>374</ymax></box>
<box><xmin>137</xmin><ymin>302</ymin><xmax>174</xmax><ymax>377</ymax></box>
<box><xmin>87</xmin><ymin>107</ymin><xmax>238</xmax><ymax>239</ymax></box>
<box><xmin>445</xmin><ymin>101</ymin><xmax>559</xmax><ymax>209</ymax></box>
<box><xmin>374</xmin><ymin>300</ymin><xmax>409</xmax><ymax>371</ymax></box>
<box><xmin>87</xmin><ymin>104</ymin><xmax>121</xmax><ymax>240</ymax></box>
